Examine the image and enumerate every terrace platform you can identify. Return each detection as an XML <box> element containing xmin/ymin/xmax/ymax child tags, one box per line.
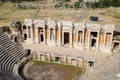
<box><xmin>22</xmin><ymin>43</ymin><xmax>111</xmax><ymax>60</ymax></box>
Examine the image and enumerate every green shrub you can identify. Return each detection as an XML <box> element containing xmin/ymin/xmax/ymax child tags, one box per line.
<box><xmin>74</xmin><ymin>1</ymin><xmax>80</xmax><ymax>8</ymax></box>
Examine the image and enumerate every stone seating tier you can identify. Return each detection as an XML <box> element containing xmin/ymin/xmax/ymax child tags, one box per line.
<box><xmin>0</xmin><ymin>30</ymin><xmax>26</xmax><ymax>80</ymax></box>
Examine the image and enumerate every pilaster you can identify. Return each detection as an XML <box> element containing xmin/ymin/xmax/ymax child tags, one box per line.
<box><xmin>59</xmin><ymin>26</ymin><xmax>62</xmax><ymax>46</ymax></box>
<box><xmin>54</xmin><ymin>27</ymin><xmax>56</xmax><ymax>45</ymax></box>
<box><xmin>31</xmin><ymin>26</ymin><xmax>34</xmax><ymax>43</ymax></box>
<box><xmin>88</xmin><ymin>31</ymin><xmax>91</xmax><ymax>50</ymax></box>
<box><xmin>35</xmin><ymin>27</ymin><xmax>39</xmax><ymax>44</ymax></box>
<box><xmin>110</xmin><ymin>32</ymin><xmax>113</xmax><ymax>49</ymax></box>
<box><xmin>49</xmin><ymin>28</ymin><xmax>50</xmax><ymax>41</ymax></box>
<box><xmin>82</xmin><ymin>30</ymin><xmax>85</xmax><ymax>46</ymax></box>
<box><xmin>43</xmin><ymin>27</ymin><xmax>46</xmax><ymax>45</ymax></box>
<box><xmin>70</xmin><ymin>27</ymin><xmax>73</xmax><ymax>48</ymax></box>
<box><xmin>96</xmin><ymin>31</ymin><xmax>100</xmax><ymax>50</ymax></box>
<box><xmin>62</xmin><ymin>30</ymin><xmax>64</xmax><ymax>46</ymax></box>
<box><xmin>76</xmin><ymin>29</ymin><xmax>78</xmax><ymax>44</ymax></box>
<box><xmin>103</xmin><ymin>32</ymin><xmax>106</xmax><ymax>46</ymax></box>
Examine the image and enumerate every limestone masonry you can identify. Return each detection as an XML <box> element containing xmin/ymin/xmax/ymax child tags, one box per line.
<box><xmin>14</xmin><ymin>19</ymin><xmax>120</xmax><ymax>53</ymax></box>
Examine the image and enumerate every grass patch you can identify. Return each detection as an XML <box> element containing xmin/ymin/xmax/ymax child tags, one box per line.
<box><xmin>33</xmin><ymin>60</ymin><xmax>79</xmax><ymax>68</ymax></box>
<box><xmin>106</xmin><ymin>9</ymin><xmax>120</xmax><ymax>19</ymax></box>
<box><xmin>28</xmin><ymin>60</ymin><xmax>84</xmax><ymax>80</ymax></box>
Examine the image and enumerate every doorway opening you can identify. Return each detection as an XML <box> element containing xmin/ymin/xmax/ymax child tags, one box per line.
<box><xmin>26</xmin><ymin>49</ymin><xmax>31</xmax><ymax>56</ymax></box>
<box><xmin>14</xmin><ymin>37</ymin><xmax>17</xmax><ymax>42</ymax></box>
<box><xmin>38</xmin><ymin>28</ymin><xmax>44</xmax><ymax>43</ymax></box>
<box><xmin>91</xmin><ymin>39</ymin><xmax>96</xmax><ymax>47</ymax></box>
<box><xmin>64</xmin><ymin>32</ymin><xmax>69</xmax><ymax>45</ymax></box>
<box><xmin>23</xmin><ymin>25</ymin><xmax>26</xmax><ymax>29</ymax></box>
<box><xmin>91</xmin><ymin>32</ymin><xmax>97</xmax><ymax>48</ymax></box>
<box><xmin>55</xmin><ymin>56</ymin><xmax>60</xmax><ymax>62</ymax></box>
<box><xmin>41</xmin><ymin>34</ymin><xmax>44</xmax><ymax>42</ymax></box>
<box><xmin>91</xmin><ymin>32</ymin><xmax>97</xmax><ymax>37</ymax></box>
<box><xmin>24</xmin><ymin>34</ymin><xmax>27</xmax><ymax>40</ymax></box>
<box><xmin>114</xmin><ymin>42</ymin><xmax>119</xmax><ymax>50</ymax></box>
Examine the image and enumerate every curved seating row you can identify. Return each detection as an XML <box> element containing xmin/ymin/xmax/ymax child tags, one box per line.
<box><xmin>0</xmin><ymin>30</ymin><xmax>27</xmax><ymax>80</ymax></box>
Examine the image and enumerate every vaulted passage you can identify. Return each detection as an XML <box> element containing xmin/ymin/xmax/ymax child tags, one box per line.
<box><xmin>64</xmin><ymin>32</ymin><xmax>69</xmax><ymax>45</ymax></box>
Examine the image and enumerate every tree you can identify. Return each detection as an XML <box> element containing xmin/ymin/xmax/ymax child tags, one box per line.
<box><xmin>85</xmin><ymin>1</ymin><xmax>92</xmax><ymax>8</ymax></box>
<box><xmin>74</xmin><ymin>1</ymin><xmax>80</xmax><ymax>8</ymax></box>
<box><xmin>65</xmin><ymin>3</ymin><xmax>69</xmax><ymax>8</ymax></box>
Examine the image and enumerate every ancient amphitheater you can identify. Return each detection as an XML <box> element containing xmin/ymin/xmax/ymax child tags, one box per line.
<box><xmin>0</xmin><ymin>19</ymin><xmax>120</xmax><ymax>80</ymax></box>
<box><xmin>0</xmin><ymin>28</ymin><xmax>29</xmax><ymax>80</ymax></box>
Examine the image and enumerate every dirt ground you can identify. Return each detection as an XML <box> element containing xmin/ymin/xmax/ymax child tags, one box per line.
<box><xmin>0</xmin><ymin>2</ymin><xmax>120</xmax><ymax>27</ymax></box>
<box><xmin>26</xmin><ymin>60</ymin><xmax>83</xmax><ymax>80</ymax></box>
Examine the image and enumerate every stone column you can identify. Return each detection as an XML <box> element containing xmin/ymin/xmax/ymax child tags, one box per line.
<box><xmin>26</xmin><ymin>26</ymin><xmax>29</xmax><ymax>40</ymax></box>
<box><xmin>88</xmin><ymin>31</ymin><xmax>91</xmax><ymax>49</ymax></box>
<box><xmin>49</xmin><ymin>28</ymin><xmax>51</xmax><ymax>41</ymax></box>
<box><xmin>43</xmin><ymin>27</ymin><xmax>46</xmax><ymax>45</ymax></box>
<box><xmin>62</xmin><ymin>31</ymin><xmax>64</xmax><ymax>46</ymax></box>
<box><xmin>103</xmin><ymin>32</ymin><xmax>106</xmax><ymax>46</ymax></box>
<box><xmin>70</xmin><ymin>27</ymin><xmax>73</xmax><ymax>48</ymax></box>
<box><xmin>35</xmin><ymin>27</ymin><xmax>39</xmax><ymax>44</ymax></box>
<box><xmin>54</xmin><ymin>27</ymin><xmax>56</xmax><ymax>45</ymax></box>
<box><xmin>59</xmin><ymin>26</ymin><xmax>62</xmax><ymax>46</ymax></box>
<box><xmin>31</xmin><ymin>26</ymin><xmax>34</xmax><ymax>43</ymax></box>
<box><xmin>119</xmin><ymin>42</ymin><xmax>120</xmax><ymax>49</ymax></box>
<box><xmin>82</xmin><ymin>30</ymin><xmax>85</xmax><ymax>45</ymax></box>
<box><xmin>110</xmin><ymin>32</ymin><xmax>113</xmax><ymax>49</ymax></box>
<box><xmin>96</xmin><ymin>31</ymin><xmax>100</xmax><ymax>50</ymax></box>
<box><xmin>76</xmin><ymin>30</ymin><xmax>78</xmax><ymax>43</ymax></box>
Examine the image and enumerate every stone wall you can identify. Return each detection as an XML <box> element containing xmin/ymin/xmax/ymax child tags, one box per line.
<box><xmin>31</xmin><ymin>51</ymin><xmax>85</xmax><ymax>67</ymax></box>
<box><xmin>20</xmin><ymin>19</ymin><xmax>120</xmax><ymax>53</ymax></box>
